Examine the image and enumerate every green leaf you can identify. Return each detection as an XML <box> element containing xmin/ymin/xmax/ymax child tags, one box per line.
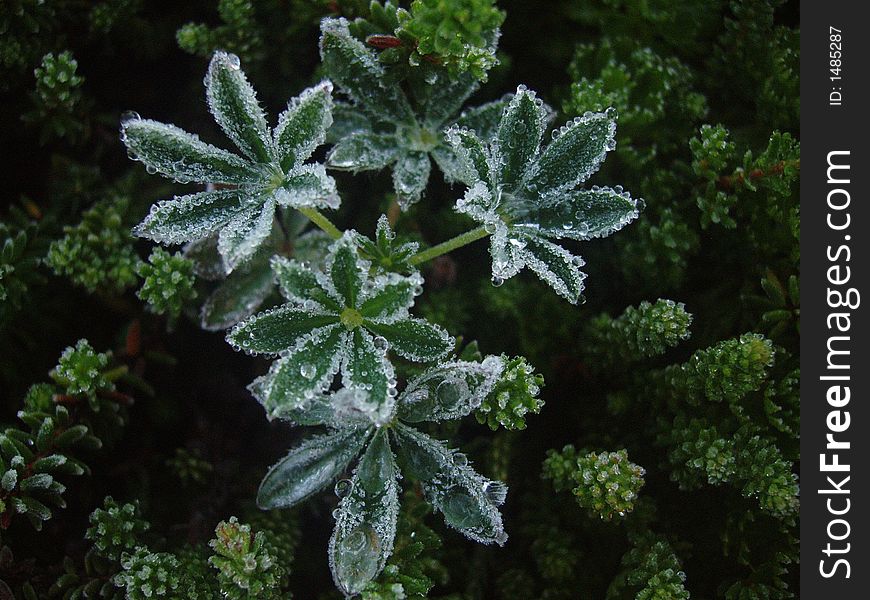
<box><xmin>280</xmin><ymin>164</ymin><xmax>340</xmax><ymax>210</ymax></box>
<box><xmin>421</xmin><ymin>71</ymin><xmax>479</xmax><ymax>127</ymax></box>
<box><xmin>329</xmin><ymin>235</ymin><xmax>365</xmax><ymax>307</ymax></box>
<box><xmin>326</xmin><ymin>101</ymin><xmax>373</xmax><ymax>144</ymax></box>
<box><xmin>330</xmin><ymin>429</ymin><xmax>399</xmax><ymax>596</ymax></box>
<box><xmin>365</xmin><ymin>318</ymin><xmax>452</xmax><ymax>362</ymax></box>
<box><xmin>344</xmin><ymin>330</ymin><xmax>394</xmax><ymax>425</ymax></box>
<box><xmin>205</xmin><ymin>51</ymin><xmax>272</xmax><ymax>163</ymax></box>
<box><xmin>250</xmin><ymin>325</ymin><xmax>346</xmax><ymax>418</ymax></box>
<box><xmin>217</xmin><ymin>195</ymin><xmax>277</xmax><ymax>272</ymax></box>
<box><xmin>497</xmin><ymin>87</ymin><xmax>547</xmax><ymax>185</ymax></box>
<box><xmin>444</xmin><ymin>126</ymin><xmax>492</xmax><ymax>187</ymax></box>
<box><xmin>227</xmin><ymin>305</ymin><xmax>339</xmax><ymax>354</ymax></box>
<box><xmin>527</xmin><ymin>110</ymin><xmax>616</xmax><ymax>194</ymax></box>
<box><xmin>521</xmin><ymin>236</ymin><xmax>586</xmax><ymax>304</ymax></box>
<box><xmin>327</xmin><ymin>133</ymin><xmax>400</xmax><ymax>171</ymax></box>
<box><xmin>455</xmin><ymin>94</ymin><xmax>512</xmax><ymax>140</ymax></box>
<box><xmin>392</xmin><ymin>151</ymin><xmax>431</xmax><ymax>206</ymax></box>
<box><xmin>274</xmin><ymin>80</ymin><xmax>334</xmax><ymax>171</ymax></box>
<box><xmin>271</xmin><ymin>256</ymin><xmax>324</xmax><ymax>304</ymax></box>
<box><xmin>121</xmin><ymin>117</ymin><xmax>261</xmax><ymax>184</ymax></box>
<box><xmin>201</xmin><ymin>260</ymin><xmax>275</xmax><ymax>331</ymax></box>
<box><xmin>358</xmin><ymin>277</ymin><xmax>418</xmax><ymax>320</ymax></box>
<box><xmin>518</xmin><ymin>187</ymin><xmax>640</xmax><ymax>240</ymax></box>
<box><xmin>257</xmin><ymin>428</ymin><xmax>368</xmax><ymax>509</ymax></box>
<box><xmin>319</xmin><ymin>18</ymin><xmax>415</xmax><ymax>125</ymax></box>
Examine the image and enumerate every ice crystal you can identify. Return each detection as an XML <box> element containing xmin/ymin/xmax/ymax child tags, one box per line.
<box><xmin>122</xmin><ymin>51</ymin><xmax>338</xmax><ymax>272</ymax></box>
<box><xmin>444</xmin><ymin>86</ymin><xmax>641</xmax><ymax>302</ymax></box>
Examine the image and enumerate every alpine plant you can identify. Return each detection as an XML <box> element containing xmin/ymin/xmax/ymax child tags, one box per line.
<box><xmin>120</xmin><ymin>13</ymin><xmax>640</xmax><ymax>590</ymax></box>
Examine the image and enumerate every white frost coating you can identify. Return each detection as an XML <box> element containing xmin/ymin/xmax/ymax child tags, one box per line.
<box><xmin>329</xmin><ymin>429</ymin><xmax>400</xmax><ymax>596</ymax></box>
<box><xmin>217</xmin><ymin>193</ymin><xmax>277</xmax><ymax>273</ymax></box>
<box><xmin>496</xmin><ymin>85</ymin><xmax>547</xmax><ymax>185</ymax></box>
<box><xmin>364</xmin><ymin>317</ymin><xmax>454</xmax><ymax>363</ymax></box>
<box><xmin>520</xmin><ymin>236</ymin><xmax>586</xmax><ymax>304</ymax></box>
<box><xmin>393</xmin><ymin>423</ymin><xmax>507</xmax><ymax>546</ymax></box>
<box><xmin>205</xmin><ymin>51</ymin><xmax>273</xmax><ymax>163</ymax></box>
<box><xmin>398</xmin><ymin>356</ymin><xmax>505</xmax><ymax>423</ymax></box>
<box><xmin>444</xmin><ymin>125</ymin><xmax>493</xmax><ymax>188</ymax></box>
<box><xmin>273</xmin><ymin>80</ymin><xmax>334</xmax><ymax>169</ymax></box>
<box><xmin>279</xmin><ymin>163</ymin><xmax>341</xmax><ymax>210</ymax></box>
<box><xmin>326</xmin><ymin>132</ymin><xmax>400</xmax><ymax>171</ymax></box>
<box><xmin>340</xmin><ymin>329</ymin><xmax>397</xmax><ymax>426</ymax></box>
<box><xmin>132</xmin><ymin>189</ymin><xmax>250</xmax><ymax>245</ymax></box>
<box><xmin>359</xmin><ymin>271</ymin><xmax>423</xmax><ymax>323</ymax></box>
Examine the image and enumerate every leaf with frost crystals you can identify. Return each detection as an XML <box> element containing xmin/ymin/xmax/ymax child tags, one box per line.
<box><xmin>525</xmin><ymin>109</ymin><xmax>617</xmax><ymax>194</ymax></box>
<box><xmin>329</xmin><ymin>429</ymin><xmax>400</xmax><ymax>596</ymax></box>
<box><xmin>205</xmin><ymin>51</ymin><xmax>272</xmax><ymax>163</ymax></box>
<box><xmin>497</xmin><ymin>87</ymin><xmax>547</xmax><ymax>186</ymax></box>
<box><xmin>249</xmin><ymin>326</ymin><xmax>347</xmax><ymax>418</ymax></box>
<box><xmin>358</xmin><ymin>273</ymin><xmax>421</xmax><ymax>322</ymax></box>
<box><xmin>319</xmin><ymin>18</ymin><xmax>416</xmax><ymax>126</ymax></box>
<box><xmin>227</xmin><ymin>305</ymin><xmax>339</xmax><ymax>355</ymax></box>
<box><xmin>326</xmin><ymin>101</ymin><xmax>373</xmax><ymax>144</ymax></box>
<box><xmin>328</xmin><ymin>234</ymin><xmax>367</xmax><ymax>307</ymax></box>
<box><xmin>354</xmin><ymin>214</ymin><xmax>420</xmax><ymax>275</ymax></box>
<box><xmin>133</xmin><ymin>189</ymin><xmax>251</xmax><ymax>245</ymax></box>
<box><xmin>454</xmin><ymin>94</ymin><xmax>513</xmax><ymax>140</ymax></box>
<box><xmin>392</xmin><ymin>423</ymin><xmax>507</xmax><ymax>545</ymax></box>
<box><xmin>392</xmin><ymin>151</ymin><xmax>431</xmax><ymax>207</ymax></box>
<box><xmin>517</xmin><ymin>186</ymin><xmax>640</xmax><ymax>241</ymax></box>
<box><xmin>342</xmin><ymin>330</ymin><xmax>396</xmax><ymax>426</ymax></box>
<box><xmin>398</xmin><ymin>356</ymin><xmax>505</xmax><ymax>423</ymax></box>
<box><xmin>365</xmin><ymin>318</ymin><xmax>453</xmax><ymax>363</ymax></box>
<box><xmin>200</xmin><ymin>259</ymin><xmax>275</xmax><ymax>331</ymax></box>
<box><xmin>257</xmin><ymin>427</ymin><xmax>368</xmax><ymax>509</ymax></box>
<box><xmin>217</xmin><ymin>194</ymin><xmax>277</xmax><ymax>272</ymax></box>
<box><xmin>280</xmin><ymin>163</ymin><xmax>340</xmax><ymax>210</ymax></box>
<box><xmin>274</xmin><ymin>80</ymin><xmax>334</xmax><ymax>171</ymax></box>
<box><xmin>327</xmin><ymin>132</ymin><xmax>400</xmax><ymax>171</ymax></box>
<box><xmin>420</xmin><ymin>71</ymin><xmax>479</xmax><ymax>129</ymax></box>
<box><xmin>444</xmin><ymin>126</ymin><xmax>494</xmax><ymax>188</ymax></box>
<box><xmin>121</xmin><ymin>118</ymin><xmax>262</xmax><ymax>184</ymax></box>
<box><xmin>520</xmin><ymin>236</ymin><xmax>587</xmax><ymax>304</ymax></box>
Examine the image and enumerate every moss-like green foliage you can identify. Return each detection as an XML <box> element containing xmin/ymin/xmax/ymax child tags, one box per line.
<box><xmin>23</xmin><ymin>51</ymin><xmax>86</xmax><ymax>143</ymax></box>
<box><xmin>543</xmin><ymin>446</ymin><xmax>645</xmax><ymax>520</ymax></box>
<box><xmin>176</xmin><ymin>0</ymin><xmax>264</xmax><ymax>64</ymax></box>
<box><xmin>115</xmin><ymin>548</ymin><xmax>183</xmax><ymax>598</ymax></box>
<box><xmin>586</xmin><ymin>299</ymin><xmax>692</xmax><ymax>367</ymax></box>
<box><xmin>208</xmin><ymin>517</ymin><xmax>284</xmax><ymax>599</ymax></box>
<box><xmin>165</xmin><ymin>447</ymin><xmax>214</xmax><ymax>486</ymax></box>
<box><xmin>608</xmin><ymin>534</ymin><xmax>690</xmax><ymax>600</ymax></box>
<box><xmin>50</xmin><ymin>339</ymin><xmax>114</xmax><ymax>406</ymax></box>
<box><xmin>45</xmin><ymin>198</ymin><xmax>140</xmax><ymax>294</ymax></box>
<box><xmin>86</xmin><ymin>497</ymin><xmax>150</xmax><ymax>562</ymax></box>
<box><xmin>475</xmin><ymin>355</ymin><xmax>544</xmax><ymax>430</ymax></box>
<box><xmin>136</xmin><ymin>247</ymin><xmax>197</xmax><ymax>318</ymax></box>
<box><xmin>0</xmin><ymin>220</ymin><xmax>45</xmax><ymax>328</ymax></box>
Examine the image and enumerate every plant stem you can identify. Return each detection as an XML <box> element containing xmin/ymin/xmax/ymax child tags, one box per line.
<box><xmin>298</xmin><ymin>207</ymin><xmax>343</xmax><ymax>240</ymax></box>
<box><xmin>409</xmin><ymin>225</ymin><xmax>490</xmax><ymax>266</ymax></box>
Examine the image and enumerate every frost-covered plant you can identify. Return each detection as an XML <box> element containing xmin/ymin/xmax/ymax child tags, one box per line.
<box><xmin>321</xmin><ymin>17</ymin><xmax>514</xmax><ymax>208</ymax></box>
<box><xmin>209</xmin><ymin>516</ymin><xmax>283</xmax><ymax>598</ymax></box>
<box><xmin>444</xmin><ymin>87</ymin><xmax>641</xmax><ymax>302</ymax></box>
<box><xmin>86</xmin><ymin>497</ymin><xmax>150</xmax><ymax>562</ymax></box>
<box><xmin>136</xmin><ymin>247</ymin><xmax>197</xmax><ymax>318</ymax></box>
<box><xmin>122</xmin><ymin>51</ymin><xmax>338</xmax><ymax>273</ymax></box>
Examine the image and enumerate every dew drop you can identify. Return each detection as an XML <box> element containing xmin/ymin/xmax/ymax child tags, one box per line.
<box><xmin>334</xmin><ymin>478</ymin><xmax>354</xmax><ymax>498</ymax></box>
<box><xmin>226</xmin><ymin>53</ymin><xmax>241</xmax><ymax>70</ymax></box>
<box><xmin>452</xmin><ymin>452</ymin><xmax>468</xmax><ymax>467</ymax></box>
<box><xmin>300</xmin><ymin>363</ymin><xmax>317</xmax><ymax>380</ymax></box>
<box><xmin>484</xmin><ymin>221</ymin><xmax>497</xmax><ymax>234</ymax></box>
<box><xmin>491</xmin><ymin>275</ymin><xmax>504</xmax><ymax>287</ymax></box>
<box><xmin>373</xmin><ymin>336</ymin><xmax>388</xmax><ymax>350</ymax></box>
<box><xmin>120</xmin><ymin>110</ymin><xmax>140</xmax><ymax>124</ymax></box>
<box><xmin>605</xmin><ymin>106</ymin><xmax>618</xmax><ymax>119</ymax></box>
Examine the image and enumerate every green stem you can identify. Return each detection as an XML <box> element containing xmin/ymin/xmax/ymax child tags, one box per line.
<box><xmin>298</xmin><ymin>207</ymin><xmax>343</xmax><ymax>240</ymax></box>
<box><xmin>409</xmin><ymin>225</ymin><xmax>490</xmax><ymax>266</ymax></box>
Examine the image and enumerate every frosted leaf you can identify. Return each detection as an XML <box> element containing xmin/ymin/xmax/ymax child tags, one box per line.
<box><xmin>431</xmin><ymin>146</ymin><xmax>467</xmax><ymax>184</ymax></box>
<box><xmin>454</xmin><ymin>94</ymin><xmax>513</xmax><ymax>141</ymax></box>
<box><xmin>342</xmin><ymin>329</ymin><xmax>396</xmax><ymax>426</ymax></box>
<box><xmin>274</xmin><ymin>80</ymin><xmax>334</xmax><ymax>170</ymax></box>
<box><xmin>293</xmin><ymin>229</ymin><xmax>334</xmax><ymax>269</ymax></box>
<box><xmin>217</xmin><ymin>194</ymin><xmax>277</xmax><ymax>272</ymax></box>
<box><xmin>319</xmin><ymin>18</ymin><xmax>415</xmax><ymax>126</ymax></box>
<box><xmin>327</xmin><ymin>387</ymin><xmax>389</xmax><ymax>428</ymax></box>
<box><xmin>444</xmin><ymin>125</ymin><xmax>493</xmax><ymax>187</ymax></box>
<box><xmin>365</xmin><ymin>318</ymin><xmax>453</xmax><ymax>363</ymax></box>
<box><xmin>455</xmin><ymin>181</ymin><xmax>498</xmax><ymax>227</ymax></box>
<box><xmin>420</xmin><ymin>71</ymin><xmax>479</xmax><ymax>129</ymax></box>
<box><xmin>487</xmin><ymin>222</ymin><xmax>525</xmax><ymax>281</ymax></box>
<box><xmin>248</xmin><ymin>325</ymin><xmax>347</xmax><ymax>418</ymax></box>
<box><xmin>280</xmin><ymin>163</ymin><xmax>340</xmax><ymax>210</ymax></box>
<box><xmin>205</xmin><ymin>51</ymin><xmax>272</xmax><ymax>163</ymax></box>
<box><xmin>328</xmin><ymin>232</ymin><xmax>367</xmax><ymax>308</ymax></box>
<box><xmin>329</xmin><ymin>429</ymin><xmax>399</xmax><ymax>596</ymax></box>
<box><xmin>133</xmin><ymin>189</ymin><xmax>251</xmax><ymax>245</ymax></box>
<box><xmin>358</xmin><ymin>276</ymin><xmax>419</xmax><ymax>322</ymax></box>
<box><xmin>326</xmin><ymin>101</ymin><xmax>373</xmax><ymax>144</ymax></box>
<box><xmin>392</xmin><ymin>151</ymin><xmax>431</xmax><ymax>209</ymax></box>
<box><xmin>519</xmin><ymin>187</ymin><xmax>641</xmax><ymax>241</ymax></box>
<box><xmin>525</xmin><ymin>110</ymin><xmax>617</xmax><ymax>195</ymax></box>
<box><xmin>399</xmin><ymin>356</ymin><xmax>505</xmax><ymax>422</ymax></box>
<box><xmin>183</xmin><ymin>233</ymin><xmax>226</xmax><ymax>280</ymax></box>
<box><xmin>227</xmin><ymin>305</ymin><xmax>340</xmax><ymax>355</ymax></box>
<box><xmin>497</xmin><ymin>86</ymin><xmax>547</xmax><ymax>186</ymax></box>
<box><xmin>270</xmin><ymin>256</ymin><xmax>337</xmax><ymax>310</ymax></box>
<box><xmin>520</xmin><ymin>236</ymin><xmax>586</xmax><ymax>304</ymax></box>
<box><xmin>257</xmin><ymin>427</ymin><xmax>368</xmax><ymax>509</ymax></box>
<box><xmin>200</xmin><ymin>260</ymin><xmax>275</xmax><ymax>331</ymax></box>
<box><xmin>392</xmin><ymin>424</ymin><xmax>507</xmax><ymax>545</ymax></box>
<box><xmin>121</xmin><ymin>118</ymin><xmax>261</xmax><ymax>184</ymax></box>
<box><xmin>326</xmin><ymin>132</ymin><xmax>400</xmax><ymax>171</ymax></box>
